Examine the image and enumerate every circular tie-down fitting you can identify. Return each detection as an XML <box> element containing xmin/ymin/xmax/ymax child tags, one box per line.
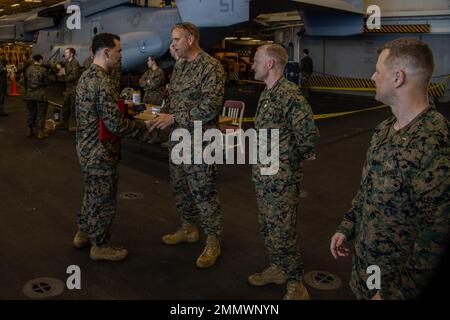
<box><xmin>119</xmin><ymin>192</ymin><xmax>143</xmax><ymax>200</ymax></box>
<box><xmin>304</xmin><ymin>271</ymin><xmax>342</xmax><ymax>291</ymax></box>
<box><xmin>23</xmin><ymin>277</ymin><xmax>65</xmax><ymax>299</ymax></box>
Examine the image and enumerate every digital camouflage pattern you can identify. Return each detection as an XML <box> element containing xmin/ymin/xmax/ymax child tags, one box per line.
<box><xmin>162</xmin><ymin>51</ymin><xmax>224</xmax><ymax>132</ymax></box>
<box><xmin>75</xmin><ymin>63</ymin><xmax>149</xmax><ymax>244</ymax></box>
<box><xmin>120</xmin><ymin>87</ymin><xmax>134</xmax><ymax>101</ymax></box>
<box><xmin>25</xmin><ymin>64</ymin><xmax>49</xmax><ymax>102</ymax></box>
<box><xmin>110</xmin><ymin>61</ymin><xmax>122</xmax><ymax>95</ymax></box>
<box><xmin>253</xmin><ymin>77</ymin><xmax>317</xmax><ymax>184</ymax></box>
<box><xmin>83</xmin><ymin>56</ymin><xmax>93</xmax><ymax>71</ymax></box>
<box><xmin>25</xmin><ymin>64</ymin><xmax>49</xmax><ymax>130</ymax></box>
<box><xmin>253</xmin><ymin>77</ymin><xmax>318</xmax><ymax>281</ymax></box>
<box><xmin>169</xmin><ymin>162</ymin><xmax>222</xmax><ymax>235</ymax></box>
<box><xmin>336</xmin><ymin>106</ymin><xmax>450</xmax><ymax>300</ymax></box>
<box><xmin>76</xmin><ymin>63</ymin><xmax>149</xmax><ymax>167</ymax></box>
<box><xmin>163</xmin><ymin>51</ymin><xmax>225</xmax><ymax>236</ymax></box>
<box><xmin>139</xmin><ymin>67</ymin><xmax>165</xmax><ymax>105</ymax></box>
<box><xmin>62</xmin><ymin>58</ymin><xmax>81</xmax><ymax>123</ymax></box>
<box><xmin>79</xmin><ymin>166</ymin><xmax>119</xmax><ymax>244</ymax></box>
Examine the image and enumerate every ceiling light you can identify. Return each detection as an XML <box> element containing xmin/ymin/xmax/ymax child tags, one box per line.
<box><xmin>11</xmin><ymin>3</ymin><xmax>21</xmax><ymax>7</ymax></box>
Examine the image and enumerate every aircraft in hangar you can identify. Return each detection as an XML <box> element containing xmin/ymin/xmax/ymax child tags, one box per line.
<box><xmin>0</xmin><ymin>0</ymin><xmax>364</xmax><ymax>71</ymax></box>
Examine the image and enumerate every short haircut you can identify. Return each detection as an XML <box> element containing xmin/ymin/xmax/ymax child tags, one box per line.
<box><xmin>303</xmin><ymin>49</ymin><xmax>309</xmax><ymax>55</ymax></box>
<box><xmin>261</xmin><ymin>44</ymin><xmax>288</xmax><ymax>69</ymax></box>
<box><xmin>91</xmin><ymin>33</ymin><xmax>121</xmax><ymax>56</ymax></box>
<box><xmin>172</xmin><ymin>22</ymin><xmax>200</xmax><ymax>42</ymax></box>
<box><xmin>149</xmin><ymin>55</ymin><xmax>159</xmax><ymax>64</ymax></box>
<box><xmin>378</xmin><ymin>37</ymin><xmax>434</xmax><ymax>84</ymax></box>
<box><xmin>66</xmin><ymin>47</ymin><xmax>76</xmax><ymax>55</ymax></box>
<box><xmin>32</xmin><ymin>54</ymin><xmax>43</xmax><ymax>62</ymax></box>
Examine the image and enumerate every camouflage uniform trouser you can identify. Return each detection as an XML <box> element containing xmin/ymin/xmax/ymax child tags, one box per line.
<box><xmin>62</xmin><ymin>86</ymin><xmax>76</xmax><ymax>123</ymax></box>
<box><xmin>78</xmin><ymin>165</ymin><xmax>119</xmax><ymax>245</ymax></box>
<box><xmin>26</xmin><ymin>100</ymin><xmax>48</xmax><ymax>129</ymax></box>
<box><xmin>254</xmin><ymin>178</ymin><xmax>303</xmax><ymax>281</ymax></box>
<box><xmin>350</xmin><ymin>255</ymin><xmax>379</xmax><ymax>300</ymax></box>
<box><xmin>169</xmin><ymin>161</ymin><xmax>222</xmax><ymax>236</ymax></box>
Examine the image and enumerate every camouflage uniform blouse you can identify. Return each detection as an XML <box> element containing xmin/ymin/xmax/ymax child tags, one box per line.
<box><xmin>336</xmin><ymin>106</ymin><xmax>450</xmax><ymax>299</ymax></box>
<box><xmin>64</xmin><ymin>58</ymin><xmax>81</xmax><ymax>92</ymax></box>
<box><xmin>25</xmin><ymin>64</ymin><xmax>49</xmax><ymax>101</ymax></box>
<box><xmin>75</xmin><ymin>64</ymin><xmax>147</xmax><ymax>167</ymax></box>
<box><xmin>139</xmin><ymin>67</ymin><xmax>165</xmax><ymax>105</ymax></box>
<box><xmin>253</xmin><ymin>77</ymin><xmax>318</xmax><ymax>183</ymax></box>
<box><xmin>162</xmin><ymin>51</ymin><xmax>225</xmax><ymax>131</ymax></box>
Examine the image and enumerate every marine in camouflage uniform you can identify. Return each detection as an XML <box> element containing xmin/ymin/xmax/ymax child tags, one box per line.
<box><xmin>248</xmin><ymin>44</ymin><xmax>318</xmax><ymax>300</ymax></box>
<box><xmin>162</xmin><ymin>50</ymin><xmax>225</xmax><ymax>239</ymax></box>
<box><xmin>253</xmin><ymin>79</ymin><xmax>317</xmax><ymax>293</ymax></box>
<box><xmin>335</xmin><ymin>106</ymin><xmax>450</xmax><ymax>300</ymax></box>
<box><xmin>61</xmin><ymin>56</ymin><xmax>81</xmax><ymax>127</ymax></box>
<box><xmin>139</xmin><ymin>66</ymin><xmax>165</xmax><ymax>105</ymax></box>
<box><xmin>24</xmin><ymin>57</ymin><xmax>49</xmax><ymax>138</ymax></box>
<box><xmin>332</xmin><ymin>38</ymin><xmax>450</xmax><ymax>300</ymax></box>
<box><xmin>155</xmin><ymin>23</ymin><xmax>225</xmax><ymax>269</ymax></box>
<box><xmin>75</xmin><ymin>59</ymin><xmax>150</xmax><ymax>258</ymax></box>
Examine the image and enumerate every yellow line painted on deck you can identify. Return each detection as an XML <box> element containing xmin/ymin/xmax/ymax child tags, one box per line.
<box><xmin>48</xmin><ymin>100</ymin><xmax>63</xmax><ymax>108</ymax></box>
<box><xmin>242</xmin><ymin>104</ymin><xmax>388</xmax><ymax>123</ymax></box>
<box><xmin>313</xmin><ymin>104</ymin><xmax>388</xmax><ymax>120</ymax></box>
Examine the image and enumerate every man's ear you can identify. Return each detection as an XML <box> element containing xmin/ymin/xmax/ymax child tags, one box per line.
<box><xmin>267</xmin><ymin>58</ymin><xmax>275</xmax><ymax>70</ymax></box>
<box><xmin>394</xmin><ymin>70</ymin><xmax>406</xmax><ymax>88</ymax></box>
<box><xmin>188</xmin><ymin>35</ymin><xmax>194</xmax><ymax>46</ymax></box>
<box><xmin>104</xmin><ymin>48</ymin><xmax>110</xmax><ymax>59</ymax></box>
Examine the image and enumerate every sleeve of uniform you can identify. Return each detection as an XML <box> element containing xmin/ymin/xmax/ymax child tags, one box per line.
<box><xmin>147</xmin><ymin>70</ymin><xmax>164</xmax><ymax>90</ymax></box>
<box><xmin>336</xmin><ymin>186</ymin><xmax>363</xmax><ymax>240</ymax></box>
<box><xmin>289</xmin><ymin>95</ymin><xmax>318</xmax><ymax>161</ymax></box>
<box><xmin>176</xmin><ymin>62</ymin><xmax>225</xmax><ymax>126</ymax></box>
<box><xmin>139</xmin><ymin>71</ymin><xmax>147</xmax><ymax>88</ymax></box>
<box><xmin>380</xmin><ymin>137</ymin><xmax>450</xmax><ymax>300</ymax></box>
<box><xmin>96</xmin><ymin>78</ymin><xmax>148</xmax><ymax>140</ymax></box>
<box><xmin>66</xmin><ymin>61</ymin><xmax>81</xmax><ymax>83</ymax></box>
<box><xmin>335</xmin><ymin>137</ymin><xmax>374</xmax><ymax>240</ymax></box>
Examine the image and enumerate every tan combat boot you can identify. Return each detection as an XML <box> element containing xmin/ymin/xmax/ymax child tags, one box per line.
<box><xmin>161</xmin><ymin>223</ymin><xmax>199</xmax><ymax>245</ymax></box>
<box><xmin>248</xmin><ymin>265</ymin><xmax>287</xmax><ymax>286</ymax></box>
<box><xmin>73</xmin><ymin>230</ymin><xmax>90</xmax><ymax>249</ymax></box>
<box><xmin>36</xmin><ymin>130</ymin><xmax>48</xmax><ymax>139</ymax></box>
<box><xmin>283</xmin><ymin>281</ymin><xmax>310</xmax><ymax>300</ymax></box>
<box><xmin>89</xmin><ymin>244</ymin><xmax>128</xmax><ymax>261</ymax></box>
<box><xmin>196</xmin><ymin>235</ymin><xmax>221</xmax><ymax>269</ymax></box>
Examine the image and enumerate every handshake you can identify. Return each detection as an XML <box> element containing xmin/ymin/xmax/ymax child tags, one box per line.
<box><xmin>144</xmin><ymin>113</ymin><xmax>175</xmax><ymax>133</ymax></box>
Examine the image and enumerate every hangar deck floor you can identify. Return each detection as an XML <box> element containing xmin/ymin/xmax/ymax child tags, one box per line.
<box><xmin>0</xmin><ymin>82</ymin><xmax>448</xmax><ymax>300</ymax></box>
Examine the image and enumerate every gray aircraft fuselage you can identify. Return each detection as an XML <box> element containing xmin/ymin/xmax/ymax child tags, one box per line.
<box><xmin>34</xmin><ymin>6</ymin><xmax>182</xmax><ymax>72</ymax></box>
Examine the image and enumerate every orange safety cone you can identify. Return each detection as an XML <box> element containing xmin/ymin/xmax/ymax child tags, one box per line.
<box><xmin>9</xmin><ymin>75</ymin><xmax>20</xmax><ymax>96</ymax></box>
